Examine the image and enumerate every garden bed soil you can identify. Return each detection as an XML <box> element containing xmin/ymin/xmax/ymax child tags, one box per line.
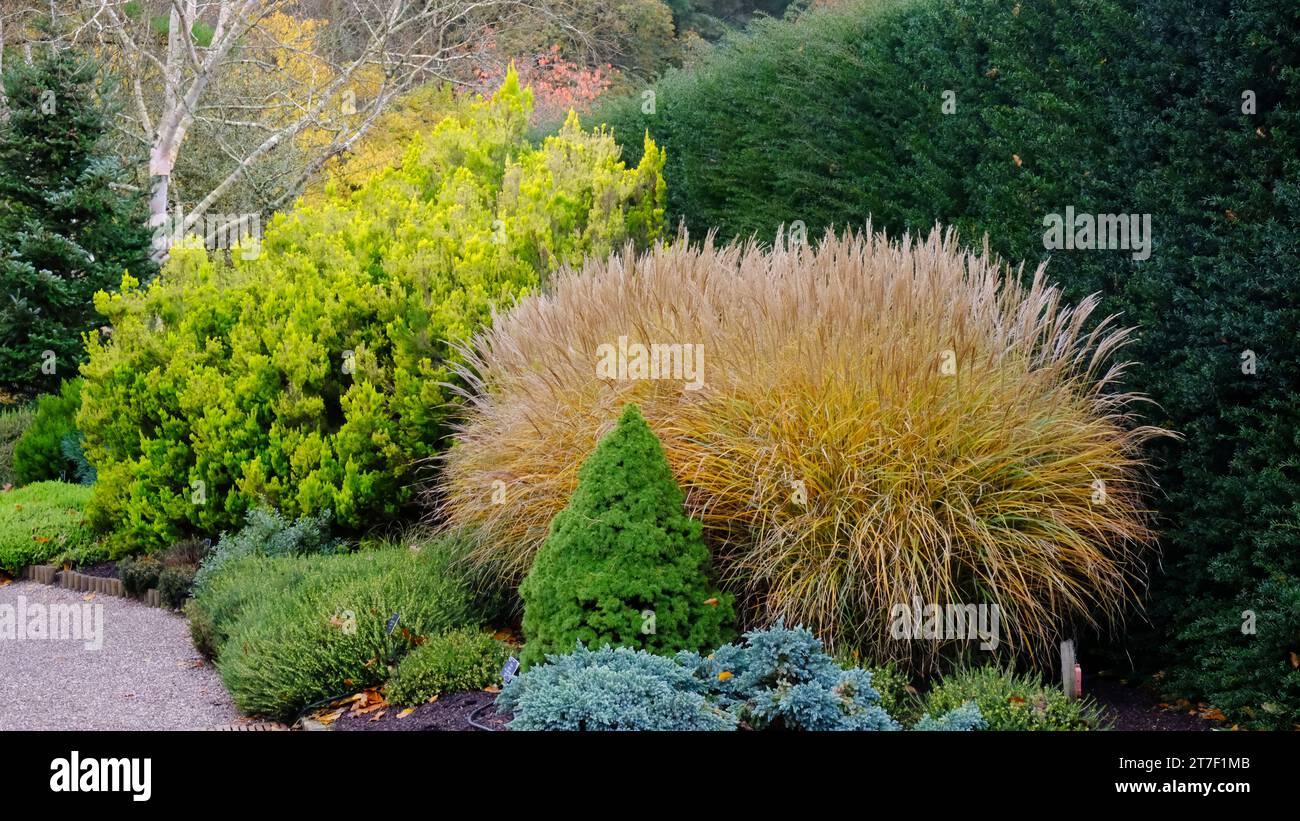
<box><xmin>76</xmin><ymin>560</ymin><xmax>118</xmax><ymax>578</ymax></box>
<box><xmin>332</xmin><ymin>690</ymin><xmax>511</xmax><ymax>732</ymax></box>
<box><xmin>1085</xmin><ymin>674</ymin><xmax>1214</xmax><ymax>731</ymax></box>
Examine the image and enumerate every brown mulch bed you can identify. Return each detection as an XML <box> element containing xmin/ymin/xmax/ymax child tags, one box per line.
<box><xmin>331</xmin><ymin>690</ymin><xmax>511</xmax><ymax>732</ymax></box>
<box><xmin>75</xmin><ymin>560</ymin><xmax>119</xmax><ymax>577</ymax></box>
<box><xmin>1085</xmin><ymin>674</ymin><xmax>1216</xmax><ymax>731</ymax></box>
<box><xmin>326</xmin><ymin>676</ymin><xmax>1220</xmax><ymax>732</ymax></box>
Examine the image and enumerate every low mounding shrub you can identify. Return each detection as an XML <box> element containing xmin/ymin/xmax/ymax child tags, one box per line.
<box><xmin>158</xmin><ymin>566</ymin><xmax>197</xmax><ymax>609</ymax></box>
<box><xmin>202</xmin><ymin>541</ymin><xmax>480</xmax><ymax>720</ymax></box>
<box><xmin>187</xmin><ymin>548</ymin><xmax>359</xmax><ymax>660</ymax></box>
<box><xmin>0</xmin><ymin>405</ymin><xmax>33</xmax><ymax>486</ymax></box>
<box><xmin>913</xmin><ymin>702</ymin><xmax>986</xmax><ymax>732</ymax></box>
<box><xmin>500</xmin><ymin>624</ymin><xmax>985</xmax><ymax>731</ymax></box>
<box><xmin>851</xmin><ymin>660</ymin><xmax>918</xmax><ymax>726</ymax></box>
<box><xmin>678</xmin><ymin>622</ymin><xmax>904</xmax><ymax>730</ymax></box>
<box><xmin>498</xmin><ymin>643</ymin><xmax>739</xmax><ymax>731</ymax></box>
<box><xmin>440</xmin><ymin>229</ymin><xmax>1164</xmax><ymax>670</ymax></box>
<box><xmin>921</xmin><ymin>666</ymin><xmax>1107</xmax><ymax>731</ymax></box>
<box><xmin>0</xmin><ymin>481</ymin><xmax>94</xmax><ymax>572</ymax></box>
<box><xmin>192</xmin><ymin>507</ymin><xmax>337</xmax><ymax>595</ymax></box>
<box><xmin>386</xmin><ymin>629</ymin><xmax>511</xmax><ymax>706</ymax></box>
<box><xmin>156</xmin><ymin>538</ymin><xmax>212</xmax><ymax>609</ymax></box>
<box><xmin>78</xmin><ymin>68</ymin><xmax>667</xmax><ymax>553</ymax></box>
<box><xmin>518</xmin><ymin>403</ymin><xmax>732</xmax><ymax>666</ymax></box>
<box><xmin>11</xmin><ymin>378</ymin><xmax>84</xmax><ymax>485</ymax></box>
<box><xmin>118</xmin><ymin>555</ymin><xmax>161</xmax><ymax>597</ymax></box>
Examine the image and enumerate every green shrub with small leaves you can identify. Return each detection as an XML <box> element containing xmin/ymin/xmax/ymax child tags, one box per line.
<box><xmin>11</xmin><ymin>378</ymin><xmax>83</xmax><ymax>485</ymax></box>
<box><xmin>519</xmin><ymin>404</ymin><xmax>733</xmax><ymax>666</ymax></box>
<box><xmin>0</xmin><ymin>481</ymin><xmax>94</xmax><ymax>572</ymax></box>
<box><xmin>386</xmin><ymin>629</ymin><xmax>512</xmax><ymax>706</ymax></box>
<box><xmin>154</xmin><ymin>537</ymin><xmax>211</xmax><ymax>608</ymax></box>
<box><xmin>921</xmin><ymin>666</ymin><xmax>1107</xmax><ymax>731</ymax></box>
<box><xmin>187</xmin><ymin>548</ymin><xmax>359</xmax><ymax>660</ymax></box>
<box><xmin>0</xmin><ymin>405</ymin><xmax>34</xmax><ymax>486</ymax></box>
<box><xmin>158</xmin><ymin>565</ymin><xmax>197</xmax><ymax>609</ymax></box>
<box><xmin>202</xmin><ymin>539</ymin><xmax>481</xmax><ymax>720</ymax></box>
<box><xmin>118</xmin><ymin>554</ymin><xmax>161</xmax><ymax>597</ymax></box>
<box><xmin>192</xmin><ymin>507</ymin><xmax>337</xmax><ymax>595</ymax></box>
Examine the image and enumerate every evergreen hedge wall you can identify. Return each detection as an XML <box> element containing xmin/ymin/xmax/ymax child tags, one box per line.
<box><xmin>593</xmin><ymin>0</ymin><xmax>1300</xmax><ymax>727</ymax></box>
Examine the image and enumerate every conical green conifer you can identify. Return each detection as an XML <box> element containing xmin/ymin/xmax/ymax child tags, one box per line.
<box><xmin>520</xmin><ymin>403</ymin><xmax>733</xmax><ymax>665</ymax></box>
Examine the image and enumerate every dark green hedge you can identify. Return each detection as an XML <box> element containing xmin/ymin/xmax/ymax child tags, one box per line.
<box><xmin>593</xmin><ymin>0</ymin><xmax>1300</xmax><ymax>727</ymax></box>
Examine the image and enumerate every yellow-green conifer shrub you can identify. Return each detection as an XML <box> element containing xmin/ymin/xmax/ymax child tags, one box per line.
<box><xmin>78</xmin><ymin>69</ymin><xmax>666</xmax><ymax>552</ymax></box>
<box><xmin>438</xmin><ymin>227</ymin><xmax>1168</xmax><ymax>672</ymax></box>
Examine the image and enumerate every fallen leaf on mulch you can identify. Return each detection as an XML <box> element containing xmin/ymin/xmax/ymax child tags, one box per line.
<box><xmin>348</xmin><ymin>688</ymin><xmax>388</xmax><ymax>717</ymax></box>
<box><xmin>483</xmin><ymin>685</ymin><xmax>501</xmax><ymax>694</ymax></box>
<box><xmin>313</xmin><ymin>708</ymin><xmax>347</xmax><ymax>726</ymax></box>
<box><xmin>1199</xmin><ymin>707</ymin><xmax>1227</xmax><ymax>721</ymax></box>
<box><xmin>369</xmin><ymin>710</ymin><xmax>387</xmax><ymax>722</ymax></box>
<box><xmin>426</xmin><ymin>694</ymin><xmax>440</xmax><ymax>704</ymax></box>
<box><xmin>397</xmin><ymin>708</ymin><xmax>415</xmax><ymax>719</ymax></box>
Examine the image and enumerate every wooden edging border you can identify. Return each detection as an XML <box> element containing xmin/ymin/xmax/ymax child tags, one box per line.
<box><xmin>18</xmin><ymin>564</ymin><xmax>168</xmax><ymax>609</ymax></box>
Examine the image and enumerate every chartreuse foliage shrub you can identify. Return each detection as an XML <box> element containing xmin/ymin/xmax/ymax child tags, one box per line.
<box><xmin>442</xmin><ymin>231</ymin><xmax>1162</xmax><ymax>670</ymax></box>
<box><xmin>500</xmin><ymin>624</ymin><xmax>985</xmax><ymax>731</ymax></box>
<box><xmin>595</xmin><ymin>0</ymin><xmax>1300</xmax><ymax>726</ymax></box>
<box><xmin>0</xmin><ymin>481</ymin><xmax>94</xmax><ymax>572</ymax></box>
<box><xmin>201</xmin><ymin>540</ymin><xmax>480</xmax><ymax>720</ymax></box>
<box><xmin>386</xmin><ymin>628</ymin><xmax>512</xmax><ymax>706</ymax></box>
<box><xmin>77</xmin><ymin>67</ymin><xmax>667</xmax><ymax>554</ymax></box>
<box><xmin>0</xmin><ymin>405</ymin><xmax>34</xmax><ymax>487</ymax></box>
<box><xmin>12</xmin><ymin>378</ymin><xmax>88</xmax><ymax>485</ymax></box>
<box><xmin>921</xmin><ymin>666</ymin><xmax>1107</xmax><ymax>731</ymax></box>
<box><xmin>517</xmin><ymin>404</ymin><xmax>733</xmax><ymax>666</ymax></box>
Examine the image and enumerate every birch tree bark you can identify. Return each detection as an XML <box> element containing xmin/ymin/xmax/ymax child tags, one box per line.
<box><xmin>54</xmin><ymin>0</ymin><xmax>582</xmax><ymax>238</ymax></box>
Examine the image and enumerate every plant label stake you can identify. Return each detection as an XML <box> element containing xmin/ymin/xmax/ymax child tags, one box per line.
<box><xmin>1061</xmin><ymin>639</ymin><xmax>1078</xmax><ymax>700</ymax></box>
<box><xmin>385</xmin><ymin>612</ymin><xmax>400</xmax><ymax>635</ymax></box>
<box><xmin>501</xmin><ymin>656</ymin><xmax>520</xmax><ymax>685</ymax></box>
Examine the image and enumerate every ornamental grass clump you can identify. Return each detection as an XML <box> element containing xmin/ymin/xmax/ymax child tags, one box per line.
<box><xmin>438</xmin><ymin>227</ymin><xmax>1167</xmax><ymax>671</ymax></box>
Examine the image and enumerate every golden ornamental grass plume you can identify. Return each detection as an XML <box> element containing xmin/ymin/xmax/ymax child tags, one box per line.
<box><xmin>434</xmin><ymin>226</ymin><xmax>1169</xmax><ymax>671</ymax></box>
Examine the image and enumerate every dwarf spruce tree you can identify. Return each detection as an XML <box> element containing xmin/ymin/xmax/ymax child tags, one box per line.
<box><xmin>520</xmin><ymin>404</ymin><xmax>733</xmax><ymax>666</ymax></box>
<box><xmin>0</xmin><ymin>46</ymin><xmax>154</xmax><ymax>395</ymax></box>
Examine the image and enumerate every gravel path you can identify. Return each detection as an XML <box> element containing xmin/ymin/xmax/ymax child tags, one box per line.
<box><xmin>0</xmin><ymin>580</ymin><xmax>239</xmax><ymax>730</ymax></box>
